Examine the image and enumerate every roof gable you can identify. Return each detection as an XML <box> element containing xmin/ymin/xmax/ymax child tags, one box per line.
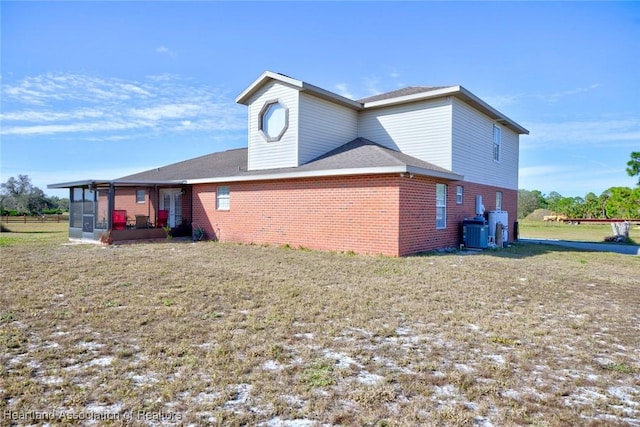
<box><xmin>236</xmin><ymin>71</ymin><xmax>362</xmax><ymax>110</ymax></box>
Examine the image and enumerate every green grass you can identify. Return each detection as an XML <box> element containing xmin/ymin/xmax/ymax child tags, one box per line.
<box><xmin>1</xmin><ymin>223</ymin><xmax>639</xmax><ymax>425</ymax></box>
<box><xmin>519</xmin><ymin>219</ymin><xmax>640</xmax><ymax>243</ymax></box>
<box><xmin>0</xmin><ymin>222</ymin><xmax>68</xmax><ymax>245</ymax></box>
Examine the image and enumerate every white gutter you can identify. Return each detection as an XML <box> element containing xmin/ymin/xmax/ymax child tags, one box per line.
<box><xmin>48</xmin><ymin>179</ymin><xmax>185</xmax><ymax>189</ymax></box>
<box><xmin>363</xmin><ymin>85</ymin><xmax>529</xmax><ymax>135</ymax></box>
<box><xmin>187</xmin><ymin>166</ymin><xmax>463</xmax><ymax>185</ymax></box>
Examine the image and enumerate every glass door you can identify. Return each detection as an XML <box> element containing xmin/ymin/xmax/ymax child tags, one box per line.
<box><xmin>160</xmin><ymin>189</ymin><xmax>182</xmax><ymax>228</ymax></box>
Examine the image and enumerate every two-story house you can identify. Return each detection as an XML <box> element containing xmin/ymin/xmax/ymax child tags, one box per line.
<box><xmin>50</xmin><ymin>71</ymin><xmax>528</xmax><ymax>256</ymax></box>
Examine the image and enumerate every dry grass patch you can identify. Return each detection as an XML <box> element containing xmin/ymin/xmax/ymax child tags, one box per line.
<box><xmin>1</xmin><ymin>230</ymin><xmax>639</xmax><ymax>425</ymax></box>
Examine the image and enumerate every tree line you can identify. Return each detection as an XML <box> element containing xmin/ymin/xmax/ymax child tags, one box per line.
<box><xmin>4</xmin><ymin>151</ymin><xmax>640</xmax><ymax>219</ymax></box>
<box><xmin>519</xmin><ymin>152</ymin><xmax>640</xmax><ymax>220</ymax></box>
<box><xmin>518</xmin><ymin>187</ymin><xmax>640</xmax><ymax>220</ymax></box>
<box><xmin>0</xmin><ymin>175</ymin><xmax>69</xmax><ymax>216</ymax></box>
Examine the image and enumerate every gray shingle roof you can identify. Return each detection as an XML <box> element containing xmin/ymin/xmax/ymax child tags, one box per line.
<box><xmin>117</xmin><ymin>148</ymin><xmax>248</xmax><ymax>182</ymax></box>
<box><xmin>117</xmin><ymin>138</ymin><xmax>458</xmax><ymax>183</ymax></box>
<box><xmin>358</xmin><ymin>86</ymin><xmax>451</xmax><ymax>103</ymax></box>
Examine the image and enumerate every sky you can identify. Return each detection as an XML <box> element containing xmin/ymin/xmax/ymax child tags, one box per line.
<box><xmin>1</xmin><ymin>1</ymin><xmax>639</xmax><ymax>199</ymax></box>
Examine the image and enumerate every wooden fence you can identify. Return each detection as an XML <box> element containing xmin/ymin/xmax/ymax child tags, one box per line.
<box><xmin>1</xmin><ymin>214</ymin><xmax>69</xmax><ymax>224</ymax></box>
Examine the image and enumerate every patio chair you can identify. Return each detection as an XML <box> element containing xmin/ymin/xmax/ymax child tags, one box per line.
<box><xmin>112</xmin><ymin>210</ymin><xmax>126</xmax><ymax>230</ymax></box>
<box><xmin>157</xmin><ymin>210</ymin><xmax>168</xmax><ymax>228</ymax></box>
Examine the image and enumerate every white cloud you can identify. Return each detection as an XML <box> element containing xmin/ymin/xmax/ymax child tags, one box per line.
<box><xmin>522</xmin><ymin>118</ymin><xmax>640</xmax><ymax>148</ymax></box>
<box><xmin>536</xmin><ymin>84</ymin><xmax>601</xmax><ymax>103</ymax></box>
<box><xmin>0</xmin><ymin>72</ymin><xmax>245</xmax><ymax>137</ymax></box>
<box><xmin>128</xmin><ymin>103</ymin><xmax>202</xmax><ymax>121</ymax></box>
<box><xmin>484</xmin><ymin>84</ymin><xmax>601</xmax><ymax>110</ymax></box>
<box><xmin>334</xmin><ymin>83</ymin><xmax>354</xmax><ymax>99</ymax></box>
<box><xmin>155</xmin><ymin>46</ymin><xmax>174</xmax><ymax>56</ymax></box>
<box><xmin>362</xmin><ymin>76</ymin><xmax>382</xmax><ymax>96</ymax></box>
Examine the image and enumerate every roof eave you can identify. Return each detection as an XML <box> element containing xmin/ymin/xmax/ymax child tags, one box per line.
<box><xmin>236</xmin><ymin>71</ymin><xmax>362</xmax><ymax>110</ymax></box>
<box><xmin>363</xmin><ymin>85</ymin><xmax>529</xmax><ymax>135</ymax></box>
<box><xmin>235</xmin><ymin>71</ymin><xmax>303</xmax><ymax>105</ymax></box>
<box><xmin>187</xmin><ymin>166</ymin><xmax>462</xmax><ymax>185</ymax></box>
<box><xmin>457</xmin><ymin>87</ymin><xmax>529</xmax><ymax>135</ymax></box>
<box><xmin>48</xmin><ymin>179</ymin><xmax>186</xmax><ymax>189</ymax></box>
<box><xmin>362</xmin><ymin>86</ymin><xmax>461</xmax><ymax>109</ymax></box>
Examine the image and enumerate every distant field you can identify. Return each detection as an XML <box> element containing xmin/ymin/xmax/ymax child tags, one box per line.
<box><xmin>519</xmin><ymin>219</ymin><xmax>640</xmax><ymax>243</ymax></box>
<box><xmin>1</xmin><ymin>224</ymin><xmax>639</xmax><ymax>425</ymax></box>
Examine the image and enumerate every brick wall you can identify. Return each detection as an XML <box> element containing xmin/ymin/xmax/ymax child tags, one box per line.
<box><xmin>112</xmin><ymin>186</ymin><xmax>192</xmax><ymax>226</ymax></box>
<box><xmin>191</xmin><ymin>175</ymin><xmax>517</xmax><ymax>256</ymax></box>
<box><xmin>192</xmin><ymin>175</ymin><xmax>402</xmax><ymax>256</ymax></box>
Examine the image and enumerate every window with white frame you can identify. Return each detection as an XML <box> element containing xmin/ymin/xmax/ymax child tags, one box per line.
<box><xmin>456</xmin><ymin>186</ymin><xmax>463</xmax><ymax>205</ymax></box>
<box><xmin>217</xmin><ymin>186</ymin><xmax>230</xmax><ymax>210</ymax></box>
<box><xmin>496</xmin><ymin>191</ymin><xmax>503</xmax><ymax>210</ymax></box>
<box><xmin>436</xmin><ymin>184</ymin><xmax>447</xmax><ymax>229</ymax></box>
<box><xmin>493</xmin><ymin>124</ymin><xmax>501</xmax><ymax>162</ymax></box>
<box><xmin>136</xmin><ymin>189</ymin><xmax>145</xmax><ymax>204</ymax></box>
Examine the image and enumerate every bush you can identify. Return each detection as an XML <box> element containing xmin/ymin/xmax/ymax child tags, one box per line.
<box><xmin>41</xmin><ymin>208</ymin><xmax>62</xmax><ymax>215</ymax></box>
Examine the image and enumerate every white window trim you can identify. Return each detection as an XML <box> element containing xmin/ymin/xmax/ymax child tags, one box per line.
<box><xmin>456</xmin><ymin>186</ymin><xmax>463</xmax><ymax>205</ymax></box>
<box><xmin>216</xmin><ymin>186</ymin><xmax>230</xmax><ymax>211</ymax></box>
<box><xmin>436</xmin><ymin>183</ymin><xmax>447</xmax><ymax>229</ymax></box>
<box><xmin>493</xmin><ymin>124</ymin><xmax>501</xmax><ymax>162</ymax></box>
<box><xmin>496</xmin><ymin>191</ymin><xmax>503</xmax><ymax>210</ymax></box>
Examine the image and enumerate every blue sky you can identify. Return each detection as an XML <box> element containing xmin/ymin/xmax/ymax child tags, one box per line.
<box><xmin>1</xmin><ymin>1</ymin><xmax>639</xmax><ymax>199</ymax></box>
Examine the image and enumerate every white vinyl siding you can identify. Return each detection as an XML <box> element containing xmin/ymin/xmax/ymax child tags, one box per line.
<box><xmin>358</xmin><ymin>98</ymin><xmax>453</xmax><ymax>170</ymax></box>
<box><xmin>436</xmin><ymin>184</ymin><xmax>446</xmax><ymax>229</ymax></box>
<box><xmin>451</xmin><ymin>98</ymin><xmax>519</xmax><ymax>189</ymax></box>
<box><xmin>298</xmin><ymin>92</ymin><xmax>358</xmax><ymax>165</ymax></box>
<box><xmin>216</xmin><ymin>186</ymin><xmax>230</xmax><ymax>210</ymax></box>
<box><xmin>247</xmin><ymin>81</ymin><xmax>299</xmax><ymax>170</ymax></box>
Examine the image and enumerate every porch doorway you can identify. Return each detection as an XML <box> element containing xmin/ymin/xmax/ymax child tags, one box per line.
<box><xmin>160</xmin><ymin>189</ymin><xmax>182</xmax><ymax>228</ymax></box>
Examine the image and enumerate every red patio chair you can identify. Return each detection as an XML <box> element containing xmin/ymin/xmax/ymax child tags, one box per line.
<box><xmin>112</xmin><ymin>210</ymin><xmax>127</xmax><ymax>230</ymax></box>
<box><xmin>157</xmin><ymin>210</ymin><xmax>168</xmax><ymax>228</ymax></box>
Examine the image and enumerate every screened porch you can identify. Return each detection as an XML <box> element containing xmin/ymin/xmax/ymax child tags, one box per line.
<box><xmin>52</xmin><ymin>180</ymin><xmax>192</xmax><ymax>242</ymax></box>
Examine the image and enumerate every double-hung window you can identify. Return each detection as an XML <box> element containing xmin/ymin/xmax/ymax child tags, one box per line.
<box><xmin>436</xmin><ymin>184</ymin><xmax>447</xmax><ymax>229</ymax></box>
<box><xmin>217</xmin><ymin>186</ymin><xmax>230</xmax><ymax>210</ymax></box>
<box><xmin>456</xmin><ymin>186</ymin><xmax>463</xmax><ymax>205</ymax></box>
<box><xmin>493</xmin><ymin>125</ymin><xmax>501</xmax><ymax>162</ymax></box>
<box><xmin>136</xmin><ymin>189</ymin><xmax>145</xmax><ymax>204</ymax></box>
<box><xmin>496</xmin><ymin>191</ymin><xmax>503</xmax><ymax>210</ymax></box>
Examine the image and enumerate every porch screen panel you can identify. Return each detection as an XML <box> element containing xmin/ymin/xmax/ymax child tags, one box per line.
<box><xmin>82</xmin><ymin>189</ymin><xmax>95</xmax><ymax>232</ymax></box>
<box><xmin>70</xmin><ymin>188</ymin><xmax>83</xmax><ymax>228</ymax></box>
<box><xmin>96</xmin><ymin>190</ymin><xmax>109</xmax><ymax>229</ymax></box>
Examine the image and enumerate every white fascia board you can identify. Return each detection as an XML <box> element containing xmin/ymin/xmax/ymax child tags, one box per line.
<box><xmin>112</xmin><ymin>180</ymin><xmax>186</xmax><ymax>186</ymax></box>
<box><xmin>48</xmin><ymin>179</ymin><xmax>185</xmax><ymax>189</ymax></box>
<box><xmin>363</xmin><ymin>85</ymin><xmax>529</xmax><ymax>135</ymax></box>
<box><xmin>48</xmin><ymin>179</ymin><xmax>109</xmax><ymax>189</ymax></box>
<box><xmin>235</xmin><ymin>71</ymin><xmax>303</xmax><ymax>105</ymax></box>
<box><xmin>362</xmin><ymin>86</ymin><xmax>462</xmax><ymax>109</ymax></box>
<box><xmin>236</xmin><ymin>71</ymin><xmax>362</xmax><ymax>110</ymax></box>
<box><xmin>457</xmin><ymin>87</ymin><xmax>529</xmax><ymax>135</ymax></box>
<box><xmin>406</xmin><ymin>166</ymin><xmax>463</xmax><ymax>181</ymax></box>
<box><xmin>299</xmin><ymin>82</ymin><xmax>363</xmax><ymax>110</ymax></box>
<box><xmin>187</xmin><ymin>166</ymin><xmax>462</xmax><ymax>185</ymax></box>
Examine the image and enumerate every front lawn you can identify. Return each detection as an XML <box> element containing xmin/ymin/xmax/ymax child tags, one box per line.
<box><xmin>1</xmin><ymin>228</ymin><xmax>639</xmax><ymax>425</ymax></box>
